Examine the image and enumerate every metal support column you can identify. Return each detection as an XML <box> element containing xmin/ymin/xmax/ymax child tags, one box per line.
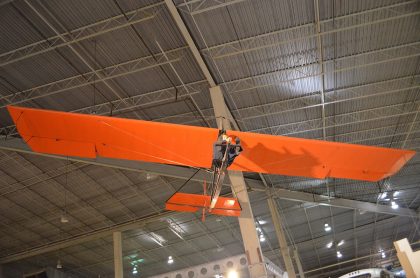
<box><xmin>210</xmin><ymin>86</ymin><xmax>267</xmax><ymax>278</ymax></box>
<box><xmin>293</xmin><ymin>249</ymin><xmax>305</xmax><ymax>278</ymax></box>
<box><xmin>267</xmin><ymin>197</ymin><xmax>296</xmax><ymax>278</ymax></box>
<box><xmin>113</xmin><ymin>231</ymin><xmax>123</xmax><ymax>278</ymax></box>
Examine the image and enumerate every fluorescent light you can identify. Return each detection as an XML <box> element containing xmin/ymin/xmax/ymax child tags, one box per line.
<box><xmin>168</xmin><ymin>219</ymin><xmax>185</xmax><ymax>240</ymax></box>
<box><xmin>324</xmin><ymin>224</ymin><xmax>332</xmax><ymax>232</ymax></box>
<box><xmin>259</xmin><ymin>234</ymin><xmax>266</xmax><ymax>242</ymax></box>
<box><xmin>132</xmin><ymin>266</ymin><xmax>138</xmax><ymax>274</ymax></box>
<box><xmin>337</xmin><ymin>240</ymin><xmax>345</xmax><ymax>246</ymax></box>
<box><xmin>379</xmin><ymin>192</ymin><xmax>387</xmax><ymax>199</ymax></box>
<box><xmin>336</xmin><ymin>251</ymin><xmax>342</xmax><ymax>258</ymax></box>
<box><xmin>227</xmin><ymin>270</ymin><xmax>238</xmax><ymax>278</ymax></box>
<box><xmin>381</xmin><ymin>252</ymin><xmax>386</xmax><ymax>259</ymax></box>
<box><xmin>258</xmin><ymin>220</ymin><xmax>267</xmax><ymax>225</ymax></box>
<box><xmin>391</xmin><ymin>201</ymin><xmax>399</xmax><ymax>209</ymax></box>
<box><xmin>167</xmin><ymin>256</ymin><xmax>174</xmax><ymax>264</ymax></box>
<box><xmin>146</xmin><ymin>173</ymin><xmax>157</xmax><ymax>180</ymax></box>
<box><xmin>149</xmin><ymin>232</ymin><xmax>166</xmax><ymax>246</ymax></box>
<box><xmin>326</xmin><ymin>242</ymin><xmax>333</xmax><ymax>248</ymax></box>
<box><xmin>393</xmin><ymin>191</ymin><xmax>400</xmax><ymax>197</ymax></box>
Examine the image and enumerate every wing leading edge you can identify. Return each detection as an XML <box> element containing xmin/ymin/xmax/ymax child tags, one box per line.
<box><xmin>7</xmin><ymin>105</ymin><xmax>415</xmax><ymax>182</ymax></box>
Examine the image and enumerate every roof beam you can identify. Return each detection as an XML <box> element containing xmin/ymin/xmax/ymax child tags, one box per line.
<box><xmin>0</xmin><ymin>47</ymin><xmax>186</xmax><ymax>109</ymax></box>
<box><xmin>223</xmin><ymin>45</ymin><xmax>420</xmax><ymax>95</ymax></box>
<box><xmin>164</xmin><ymin>0</ymin><xmax>215</xmax><ymax>87</ymax></box>
<box><xmin>266</xmin><ymin>187</ymin><xmax>418</xmax><ymax>218</ymax></box>
<box><xmin>0</xmin><ymin>210</ymin><xmax>175</xmax><ymax>264</ymax></box>
<box><xmin>0</xmin><ymin>2</ymin><xmax>162</xmax><ymax>67</ymax></box>
<box><xmin>177</xmin><ymin>0</ymin><xmax>245</xmax><ymax>15</ymax></box>
<box><xmin>204</xmin><ymin>1</ymin><xmax>420</xmax><ymax>59</ymax></box>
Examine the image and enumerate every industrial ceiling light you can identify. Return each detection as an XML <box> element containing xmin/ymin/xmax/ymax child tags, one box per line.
<box><xmin>167</xmin><ymin>256</ymin><xmax>174</xmax><ymax>264</ymax></box>
<box><xmin>56</xmin><ymin>259</ymin><xmax>62</xmax><ymax>269</ymax></box>
<box><xmin>391</xmin><ymin>201</ymin><xmax>399</xmax><ymax>209</ymax></box>
<box><xmin>337</xmin><ymin>240</ymin><xmax>345</xmax><ymax>246</ymax></box>
<box><xmin>336</xmin><ymin>251</ymin><xmax>343</xmax><ymax>258</ymax></box>
<box><xmin>379</xmin><ymin>249</ymin><xmax>386</xmax><ymax>259</ymax></box>
<box><xmin>258</xmin><ymin>219</ymin><xmax>267</xmax><ymax>225</ymax></box>
<box><xmin>259</xmin><ymin>234</ymin><xmax>266</xmax><ymax>242</ymax></box>
<box><xmin>379</xmin><ymin>192</ymin><xmax>388</xmax><ymax>199</ymax></box>
<box><xmin>132</xmin><ymin>266</ymin><xmax>138</xmax><ymax>274</ymax></box>
<box><xmin>167</xmin><ymin>219</ymin><xmax>185</xmax><ymax>240</ymax></box>
<box><xmin>324</xmin><ymin>223</ymin><xmax>332</xmax><ymax>232</ymax></box>
<box><xmin>326</xmin><ymin>241</ymin><xmax>333</xmax><ymax>248</ymax></box>
<box><xmin>149</xmin><ymin>232</ymin><xmax>166</xmax><ymax>246</ymax></box>
<box><xmin>60</xmin><ymin>211</ymin><xmax>69</xmax><ymax>224</ymax></box>
<box><xmin>146</xmin><ymin>173</ymin><xmax>157</xmax><ymax>181</ymax></box>
<box><xmin>227</xmin><ymin>270</ymin><xmax>238</xmax><ymax>278</ymax></box>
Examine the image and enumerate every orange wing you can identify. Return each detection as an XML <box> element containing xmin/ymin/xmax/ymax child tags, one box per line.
<box><xmin>7</xmin><ymin>106</ymin><xmax>415</xmax><ymax>181</ymax></box>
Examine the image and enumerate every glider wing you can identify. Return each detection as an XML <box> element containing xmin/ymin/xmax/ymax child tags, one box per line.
<box><xmin>7</xmin><ymin>106</ymin><xmax>415</xmax><ymax>181</ymax></box>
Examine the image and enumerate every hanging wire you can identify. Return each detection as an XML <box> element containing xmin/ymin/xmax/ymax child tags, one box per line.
<box><xmin>64</xmin><ymin>157</ymin><xmax>68</xmax><ymax>215</ymax></box>
<box><xmin>93</xmin><ymin>39</ymin><xmax>97</xmax><ymax>114</ymax></box>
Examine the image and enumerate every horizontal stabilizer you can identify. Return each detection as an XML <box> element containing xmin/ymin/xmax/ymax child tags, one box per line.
<box><xmin>165</xmin><ymin>193</ymin><xmax>241</xmax><ymax>217</ymax></box>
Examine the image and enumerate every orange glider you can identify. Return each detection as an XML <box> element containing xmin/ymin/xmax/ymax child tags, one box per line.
<box><xmin>7</xmin><ymin>105</ymin><xmax>415</xmax><ymax>182</ymax></box>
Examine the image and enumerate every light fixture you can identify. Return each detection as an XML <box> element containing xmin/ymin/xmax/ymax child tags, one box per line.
<box><xmin>393</xmin><ymin>191</ymin><xmax>400</xmax><ymax>197</ymax></box>
<box><xmin>167</xmin><ymin>256</ymin><xmax>174</xmax><ymax>264</ymax></box>
<box><xmin>227</xmin><ymin>270</ymin><xmax>238</xmax><ymax>278</ymax></box>
<box><xmin>168</xmin><ymin>219</ymin><xmax>185</xmax><ymax>240</ymax></box>
<box><xmin>56</xmin><ymin>259</ymin><xmax>62</xmax><ymax>269</ymax></box>
<box><xmin>337</xmin><ymin>240</ymin><xmax>345</xmax><ymax>246</ymax></box>
<box><xmin>378</xmin><ymin>249</ymin><xmax>386</xmax><ymax>259</ymax></box>
<box><xmin>336</xmin><ymin>251</ymin><xmax>342</xmax><ymax>258</ymax></box>
<box><xmin>391</xmin><ymin>201</ymin><xmax>399</xmax><ymax>209</ymax></box>
<box><xmin>60</xmin><ymin>211</ymin><xmax>69</xmax><ymax>223</ymax></box>
<box><xmin>259</xmin><ymin>234</ymin><xmax>266</xmax><ymax>242</ymax></box>
<box><xmin>326</xmin><ymin>242</ymin><xmax>333</xmax><ymax>248</ymax></box>
<box><xmin>258</xmin><ymin>220</ymin><xmax>267</xmax><ymax>225</ymax></box>
<box><xmin>146</xmin><ymin>173</ymin><xmax>156</xmax><ymax>180</ymax></box>
<box><xmin>324</xmin><ymin>223</ymin><xmax>332</xmax><ymax>232</ymax></box>
<box><xmin>379</xmin><ymin>192</ymin><xmax>388</xmax><ymax>199</ymax></box>
<box><xmin>132</xmin><ymin>266</ymin><xmax>138</xmax><ymax>274</ymax></box>
<box><xmin>149</xmin><ymin>232</ymin><xmax>166</xmax><ymax>246</ymax></box>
